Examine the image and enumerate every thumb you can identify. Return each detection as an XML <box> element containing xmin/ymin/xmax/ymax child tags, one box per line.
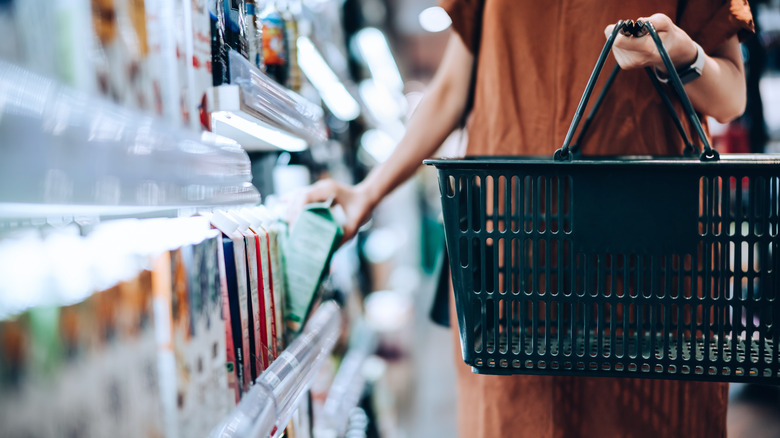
<box><xmin>604</xmin><ymin>24</ymin><xmax>615</xmax><ymax>39</ymax></box>
<box><xmin>641</xmin><ymin>13</ymin><xmax>673</xmax><ymax>32</ymax></box>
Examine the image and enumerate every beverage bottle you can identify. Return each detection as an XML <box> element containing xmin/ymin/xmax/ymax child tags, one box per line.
<box><xmin>259</xmin><ymin>0</ymin><xmax>288</xmax><ymax>85</ymax></box>
<box><xmin>245</xmin><ymin>0</ymin><xmax>262</xmax><ymax>68</ymax></box>
<box><xmin>223</xmin><ymin>0</ymin><xmax>249</xmax><ymax>59</ymax></box>
<box><xmin>281</xmin><ymin>0</ymin><xmax>301</xmax><ymax>91</ymax></box>
<box><xmin>210</xmin><ymin>0</ymin><xmax>230</xmax><ymax>85</ymax></box>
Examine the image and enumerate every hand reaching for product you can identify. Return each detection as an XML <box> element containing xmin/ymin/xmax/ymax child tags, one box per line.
<box><xmin>605</xmin><ymin>13</ymin><xmax>699</xmax><ymax>74</ymax></box>
<box><xmin>287</xmin><ymin>179</ymin><xmax>375</xmax><ymax>244</ymax></box>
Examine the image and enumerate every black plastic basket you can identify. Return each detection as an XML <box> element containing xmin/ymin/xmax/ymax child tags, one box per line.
<box><xmin>426</xmin><ymin>21</ymin><xmax>780</xmax><ymax>382</ymax></box>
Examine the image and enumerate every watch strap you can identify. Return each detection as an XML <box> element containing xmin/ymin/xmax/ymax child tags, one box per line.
<box><xmin>654</xmin><ymin>41</ymin><xmax>705</xmax><ymax>85</ymax></box>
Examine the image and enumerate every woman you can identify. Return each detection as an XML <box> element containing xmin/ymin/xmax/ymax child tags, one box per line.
<box><xmin>303</xmin><ymin>1</ymin><xmax>753</xmax><ymax>436</ymax></box>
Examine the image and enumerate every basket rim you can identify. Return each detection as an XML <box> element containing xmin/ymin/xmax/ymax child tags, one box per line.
<box><xmin>424</xmin><ymin>153</ymin><xmax>780</xmax><ymax>168</ymax></box>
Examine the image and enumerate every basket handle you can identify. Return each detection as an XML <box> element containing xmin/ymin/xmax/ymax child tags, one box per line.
<box><xmin>554</xmin><ymin>20</ymin><xmax>719</xmax><ymax>162</ymax></box>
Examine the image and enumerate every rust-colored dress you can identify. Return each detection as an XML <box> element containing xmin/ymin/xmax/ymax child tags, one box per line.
<box><xmin>437</xmin><ymin>0</ymin><xmax>754</xmax><ymax>437</ymax></box>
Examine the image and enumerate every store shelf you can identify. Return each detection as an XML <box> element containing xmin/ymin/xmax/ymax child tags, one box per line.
<box><xmin>0</xmin><ymin>61</ymin><xmax>260</xmax><ymax>218</ymax></box>
<box><xmin>210</xmin><ymin>300</ymin><xmax>342</xmax><ymax>438</ymax></box>
<box><xmin>315</xmin><ymin>327</ymin><xmax>377</xmax><ymax>437</ymax></box>
<box><xmin>209</xmin><ymin>52</ymin><xmax>327</xmax><ymax>152</ymax></box>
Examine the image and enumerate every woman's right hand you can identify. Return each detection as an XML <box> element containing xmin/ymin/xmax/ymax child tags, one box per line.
<box><xmin>292</xmin><ymin>179</ymin><xmax>376</xmax><ymax>244</ymax></box>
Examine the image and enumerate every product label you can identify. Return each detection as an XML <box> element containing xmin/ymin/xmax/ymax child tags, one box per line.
<box><xmin>261</xmin><ymin>13</ymin><xmax>286</xmax><ymax>66</ymax></box>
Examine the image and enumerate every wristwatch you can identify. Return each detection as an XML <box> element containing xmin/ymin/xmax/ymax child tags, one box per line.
<box><xmin>654</xmin><ymin>41</ymin><xmax>706</xmax><ymax>85</ymax></box>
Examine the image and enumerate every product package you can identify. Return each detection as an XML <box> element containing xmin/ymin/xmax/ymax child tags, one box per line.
<box><xmin>210</xmin><ymin>0</ymin><xmax>230</xmax><ymax>86</ymax></box>
<box><xmin>173</xmin><ymin>234</ymin><xmax>232</xmax><ymax>436</ymax></box>
<box><xmin>231</xmin><ymin>213</ymin><xmax>263</xmax><ymax>381</ymax></box>
<box><xmin>255</xmin><ymin>225</ymin><xmax>278</xmax><ymax>364</ymax></box>
<box><xmin>283</xmin><ymin>202</ymin><xmax>343</xmax><ymax>332</ymax></box>
<box><xmin>211</xmin><ymin>212</ymin><xmax>252</xmax><ymax>394</ymax></box>
<box><xmin>192</xmin><ymin>0</ymin><xmax>214</xmax><ymax>130</ymax></box>
<box><xmin>245</xmin><ymin>0</ymin><xmax>262</xmax><ymax>68</ymax></box>
<box><xmin>118</xmin><ymin>271</ymin><xmax>165</xmax><ymax>438</ymax></box>
<box><xmin>265</xmin><ymin>221</ymin><xmax>287</xmax><ymax>350</ymax></box>
<box><xmin>282</xmin><ymin>0</ymin><xmax>301</xmax><ymax>91</ymax></box>
<box><xmin>151</xmin><ymin>251</ymin><xmax>179</xmax><ymax>438</ymax></box>
<box><xmin>259</xmin><ymin>1</ymin><xmax>288</xmax><ymax>85</ymax></box>
<box><xmin>195</xmin><ymin>236</ymin><xmax>234</xmax><ymax>414</ymax></box>
<box><xmin>216</xmin><ymin>232</ymin><xmax>241</xmax><ymax>403</ymax></box>
<box><xmin>53</xmin><ymin>0</ymin><xmax>97</xmax><ymax>94</ymax></box>
<box><xmin>224</xmin><ymin>0</ymin><xmax>249</xmax><ymax>60</ymax></box>
<box><xmin>89</xmin><ymin>0</ymin><xmax>154</xmax><ymax>110</ymax></box>
<box><xmin>144</xmin><ymin>0</ymin><xmax>181</xmax><ymax>123</ymax></box>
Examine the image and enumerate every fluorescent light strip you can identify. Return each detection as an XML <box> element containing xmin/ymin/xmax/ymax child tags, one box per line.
<box><xmin>297</xmin><ymin>37</ymin><xmax>360</xmax><ymax>122</ymax></box>
<box><xmin>354</xmin><ymin>28</ymin><xmax>404</xmax><ymax>94</ymax></box>
<box><xmin>212</xmin><ymin>111</ymin><xmax>309</xmax><ymax>152</ymax></box>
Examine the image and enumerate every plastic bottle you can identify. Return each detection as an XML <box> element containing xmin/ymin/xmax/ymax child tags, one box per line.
<box><xmin>224</xmin><ymin>0</ymin><xmax>249</xmax><ymax>59</ymax></box>
<box><xmin>282</xmin><ymin>0</ymin><xmax>301</xmax><ymax>91</ymax></box>
<box><xmin>245</xmin><ymin>0</ymin><xmax>262</xmax><ymax>69</ymax></box>
<box><xmin>259</xmin><ymin>0</ymin><xmax>288</xmax><ymax>85</ymax></box>
<box><xmin>210</xmin><ymin>0</ymin><xmax>230</xmax><ymax>86</ymax></box>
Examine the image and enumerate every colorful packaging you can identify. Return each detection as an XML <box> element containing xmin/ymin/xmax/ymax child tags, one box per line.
<box><xmin>216</xmin><ymin>233</ymin><xmax>241</xmax><ymax>403</ymax></box>
<box><xmin>120</xmin><ymin>271</ymin><xmax>165</xmax><ymax>438</ymax></box>
<box><xmin>256</xmin><ymin>228</ymin><xmax>278</xmax><ymax>363</ymax></box>
<box><xmin>282</xmin><ymin>0</ymin><xmax>300</xmax><ymax>91</ymax></box>
<box><xmin>144</xmin><ymin>0</ymin><xmax>180</xmax><ymax>123</ymax></box>
<box><xmin>196</xmin><ymin>235</ymin><xmax>233</xmax><ymax>415</ymax></box>
<box><xmin>284</xmin><ymin>203</ymin><xmax>343</xmax><ymax>332</ymax></box>
<box><xmin>192</xmin><ymin>0</ymin><xmax>213</xmax><ymax>130</ymax></box>
<box><xmin>266</xmin><ymin>223</ymin><xmax>287</xmax><ymax>351</ymax></box>
<box><xmin>221</xmin><ymin>236</ymin><xmax>251</xmax><ymax>395</ymax></box>
<box><xmin>233</xmin><ymin>216</ymin><xmax>262</xmax><ymax>381</ymax></box>
<box><xmin>151</xmin><ymin>252</ymin><xmax>179</xmax><ymax>438</ymax></box>
<box><xmin>90</xmin><ymin>0</ymin><xmax>153</xmax><ymax>111</ymax></box>
<box><xmin>174</xmin><ymin>235</ymin><xmax>231</xmax><ymax>436</ymax></box>
<box><xmin>260</xmin><ymin>1</ymin><xmax>287</xmax><ymax>85</ymax></box>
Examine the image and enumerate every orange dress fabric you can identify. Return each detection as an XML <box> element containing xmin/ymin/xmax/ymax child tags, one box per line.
<box><xmin>437</xmin><ymin>0</ymin><xmax>754</xmax><ymax>437</ymax></box>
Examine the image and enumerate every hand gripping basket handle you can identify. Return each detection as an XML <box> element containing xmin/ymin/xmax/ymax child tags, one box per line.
<box><xmin>554</xmin><ymin>20</ymin><xmax>719</xmax><ymax>162</ymax></box>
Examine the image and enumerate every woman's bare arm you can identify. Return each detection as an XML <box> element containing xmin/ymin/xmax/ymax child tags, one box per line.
<box><xmin>300</xmin><ymin>33</ymin><xmax>474</xmax><ymax>240</ymax></box>
<box><xmin>607</xmin><ymin>13</ymin><xmax>746</xmax><ymax>123</ymax></box>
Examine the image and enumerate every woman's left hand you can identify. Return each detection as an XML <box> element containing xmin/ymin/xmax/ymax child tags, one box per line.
<box><xmin>605</xmin><ymin>13</ymin><xmax>699</xmax><ymax>73</ymax></box>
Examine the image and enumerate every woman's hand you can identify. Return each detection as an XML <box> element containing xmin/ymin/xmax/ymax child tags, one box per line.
<box><xmin>290</xmin><ymin>179</ymin><xmax>376</xmax><ymax>244</ymax></box>
<box><xmin>605</xmin><ymin>13</ymin><xmax>698</xmax><ymax>73</ymax></box>
<box><xmin>604</xmin><ymin>13</ymin><xmax>746</xmax><ymax>123</ymax></box>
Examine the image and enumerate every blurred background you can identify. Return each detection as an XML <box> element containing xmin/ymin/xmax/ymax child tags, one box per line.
<box><xmin>1</xmin><ymin>0</ymin><xmax>780</xmax><ymax>437</ymax></box>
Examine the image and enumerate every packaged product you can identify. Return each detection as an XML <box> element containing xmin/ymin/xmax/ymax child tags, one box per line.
<box><xmin>283</xmin><ymin>203</ymin><xmax>342</xmax><ymax>332</ymax></box>
<box><xmin>259</xmin><ymin>1</ymin><xmax>288</xmax><ymax>84</ymax></box>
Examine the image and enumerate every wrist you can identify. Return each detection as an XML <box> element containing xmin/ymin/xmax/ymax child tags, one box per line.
<box><xmin>674</xmin><ymin>35</ymin><xmax>699</xmax><ymax>70</ymax></box>
<box><xmin>355</xmin><ymin>178</ymin><xmax>381</xmax><ymax>213</ymax></box>
<box><xmin>654</xmin><ymin>31</ymin><xmax>698</xmax><ymax>73</ymax></box>
<box><xmin>654</xmin><ymin>39</ymin><xmax>705</xmax><ymax>85</ymax></box>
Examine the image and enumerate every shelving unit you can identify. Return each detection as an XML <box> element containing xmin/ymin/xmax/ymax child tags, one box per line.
<box><xmin>0</xmin><ymin>61</ymin><xmax>260</xmax><ymax>218</ymax></box>
<box><xmin>210</xmin><ymin>301</ymin><xmax>342</xmax><ymax>438</ymax></box>
<box><xmin>0</xmin><ymin>2</ymin><xmax>378</xmax><ymax>436</ymax></box>
<box><xmin>209</xmin><ymin>52</ymin><xmax>328</xmax><ymax>153</ymax></box>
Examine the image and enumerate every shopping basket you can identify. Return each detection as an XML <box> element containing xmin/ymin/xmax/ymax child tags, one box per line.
<box><xmin>425</xmin><ymin>20</ymin><xmax>780</xmax><ymax>382</ymax></box>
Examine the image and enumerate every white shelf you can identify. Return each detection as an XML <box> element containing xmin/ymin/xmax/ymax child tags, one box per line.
<box><xmin>0</xmin><ymin>61</ymin><xmax>260</xmax><ymax>218</ymax></box>
<box><xmin>209</xmin><ymin>52</ymin><xmax>328</xmax><ymax>152</ymax></box>
<box><xmin>209</xmin><ymin>301</ymin><xmax>342</xmax><ymax>438</ymax></box>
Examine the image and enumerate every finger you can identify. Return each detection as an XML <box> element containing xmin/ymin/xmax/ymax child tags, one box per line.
<box><xmin>303</xmin><ymin>179</ymin><xmax>339</xmax><ymax>204</ymax></box>
<box><xmin>604</xmin><ymin>24</ymin><xmax>615</xmax><ymax>39</ymax></box>
<box><xmin>641</xmin><ymin>13</ymin><xmax>672</xmax><ymax>32</ymax></box>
